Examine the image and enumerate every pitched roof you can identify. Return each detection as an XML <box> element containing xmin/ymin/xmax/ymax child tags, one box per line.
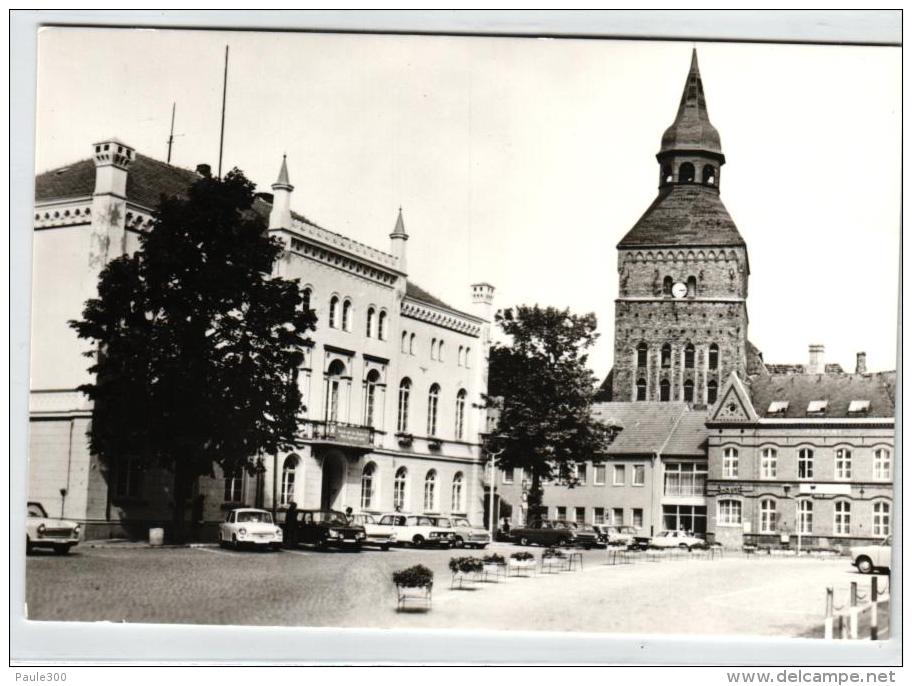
<box><xmin>592</xmin><ymin>402</ymin><xmax>706</xmax><ymax>456</ymax></box>
<box><xmin>748</xmin><ymin>372</ymin><xmax>896</xmax><ymax>419</ymax></box>
<box><xmin>35</xmin><ymin>154</ymin><xmax>201</xmax><ymax>209</ymax></box>
<box><xmin>617</xmin><ymin>184</ymin><xmax>746</xmax><ymax>248</ymax></box>
<box><xmin>405</xmin><ymin>281</ymin><xmax>457</xmax><ymax>311</ymax></box>
<box><xmin>660</xmin><ymin>50</ymin><xmax>723</xmax><ymax>157</ymax></box>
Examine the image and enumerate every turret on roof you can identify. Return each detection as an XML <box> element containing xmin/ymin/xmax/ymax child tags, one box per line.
<box><xmin>660</xmin><ymin>49</ymin><xmax>723</xmax><ymax>158</ymax></box>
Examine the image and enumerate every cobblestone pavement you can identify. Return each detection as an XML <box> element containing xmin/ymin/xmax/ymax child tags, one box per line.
<box><xmin>26</xmin><ymin>542</ymin><xmax>886</xmax><ymax>638</ymax></box>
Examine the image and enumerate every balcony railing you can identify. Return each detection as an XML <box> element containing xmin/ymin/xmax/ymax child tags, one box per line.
<box><xmin>302</xmin><ymin>420</ymin><xmax>376</xmax><ymax>448</ymax></box>
<box><xmin>664</xmin><ymin>475</ymin><xmax>707</xmax><ymax>497</ymax></box>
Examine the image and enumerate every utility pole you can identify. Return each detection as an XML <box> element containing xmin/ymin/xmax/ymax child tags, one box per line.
<box><xmin>217</xmin><ymin>45</ymin><xmax>229</xmax><ymax>179</ymax></box>
<box><xmin>487</xmin><ymin>446</ymin><xmax>505</xmax><ymax>541</ymax></box>
<box><xmin>166</xmin><ymin>102</ymin><xmax>176</xmax><ymax>163</ymax></box>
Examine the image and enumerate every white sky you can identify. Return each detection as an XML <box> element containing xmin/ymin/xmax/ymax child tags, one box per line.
<box><xmin>35</xmin><ymin>28</ymin><xmax>900</xmax><ymax>379</ymax></box>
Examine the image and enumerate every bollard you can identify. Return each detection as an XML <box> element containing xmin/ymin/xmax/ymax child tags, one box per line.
<box><xmin>849</xmin><ymin>582</ymin><xmax>859</xmax><ymax>639</ymax></box>
<box><xmin>870</xmin><ymin>576</ymin><xmax>879</xmax><ymax>640</ymax></box>
<box><xmin>149</xmin><ymin>527</ymin><xmax>164</xmax><ymax>546</ymax></box>
<box><xmin>824</xmin><ymin>586</ymin><xmax>834</xmax><ymax>639</ymax></box>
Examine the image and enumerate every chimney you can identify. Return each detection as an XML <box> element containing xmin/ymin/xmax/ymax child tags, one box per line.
<box><xmin>471</xmin><ymin>283</ymin><xmax>496</xmax><ymax>322</ymax></box>
<box><xmin>856</xmin><ymin>352</ymin><xmax>867</xmax><ymax>375</ymax></box>
<box><xmin>92</xmin><ymin>138</ymin><xmax>134</xmax><ymax>198</ymax></box>
<box><xmin>90</xmin><ymin>138</ymin><xmax>133</xmax><ymax>264</ymax></box>
<box><xmin>807</xmin><ymin>344</ymin><xmax>825</xmax><ymax>375</ymax></box>
<box><xmin>268</xmin><ymin>155</ymin><xmax>293</xmax><ymax>231</ymax></box>
<box><xmin>196</xmin><ymin>163</ymin><xmax>212</xmax><ymax>177</ymax></box>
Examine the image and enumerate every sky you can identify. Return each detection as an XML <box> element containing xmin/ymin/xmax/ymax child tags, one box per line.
<box><xmin>34</xmin><ymin>28</ymin><xmax>901</xmax><ymax>379</ymax></box>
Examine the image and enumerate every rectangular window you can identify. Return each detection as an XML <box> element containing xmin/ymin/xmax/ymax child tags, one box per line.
<box><xmin>632</xmin><ymin>509</ymin><xmax>644</xmax><ymax>529</ymax></box>
<box><xmin>633</xmin><ymin>464</ymin><xmax>646</xmax><ymax>486</ymax></box>
<box><xmin>556</xmin><ymin>506</ymin><xmax>567</xmax><ymax>521</ymax></box>
<box><xmin>593</xmin><ymin>507</ymin><xmax>605</xmax><ymax>525</ymax></box>
<box><xmin>834</xmin><ymin>502</ymin><xmax>851</xmax><ymax>536</ymax></box>
<box><xmin>574</xmin><ymin>507</ymin><xmax>585</xmax><ymax>524</ymax></box>
<box><xmin>798</xmin><ymin>500</ymin><xmax>813</xmax><ymax>535</ymax></box>
<box><xmin>760</xmin><ymin>448</ymin><xmax>778</xmax><ymax>479</ymax></box>
<box><xmin>577</xmin><ymin>463</ymin><xmax>587</xmax><ymax>485</ymax></box>
<box><xmin>717</xmin><ymin>500</ymin><xmax>742</xmax><ymax>526</ymax></box>
<box><xmin>593</xmin><ymin>464</ymin><xmax>606</xmax><ymax>485</ymax></box>
<box><xmin>798</xmin><ymin>448</ymin><xmax>814</xmax><ymax>479</ymax></box>
<box><xmin>722</xmin><ymin>448</ymin><xmax>738</xmax><ymax>479</ymax></box>
<box><xmin>613</xmin><ymin>465</ymin><xmax>626</xmax><ymax>485</ymax></box>
<box><xmin>663</xmin><ymin>462</ymin><xmax>707</xmax><ymax>496</ymax></box>
<box><xmin>835</xmin><ymin>449</ymin><xmax>852</xmax><ymax>480</ymax></box>
<box><xmin>873</xmin><ymin>449</ymin><xmax>891</xmax><ymax>480</ymax></box>
<box><xmin>611</xmin><ymin>508</ymin><xmax>624</xmax><ymax>526</ymax></box>
<box><xmin>224</xmin><ymin>470</ymin><xmax>243</xmax><ymax>503</ymax></box>
<box><xmin>502</xmin><ymin>467</ymin><xmax>514</xmax><ymax>485</ymax></box>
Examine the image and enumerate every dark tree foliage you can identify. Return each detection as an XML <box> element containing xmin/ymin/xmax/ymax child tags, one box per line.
<box><xmin>70</xmin><ymin>169</ymin><xmax>316</xmax><ymax>538</ymax></box>
<box><xmin>487</xmin><ymin>305</ymin><xmax>611</xmax><ymax>524</ymax></box>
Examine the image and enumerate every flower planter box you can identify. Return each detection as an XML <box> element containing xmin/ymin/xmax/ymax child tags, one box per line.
<box><xmin>508</xmin><ymin>558</ymin><xmax>537</xmax><ymax>577</ymax></box>
<box><xmin>396</xmin><ymin>583</ymin><xmax>432</xmax><ymax>610</ymax></box>
<box><xmin>540</xmin><ymin>555</ymin><xmax>569</xmax><ymax>573</ymax></box>
<box><xmin>482</xmin><ymin>562</ymin><xmax>507</xmax><ymax>583</ymax></box>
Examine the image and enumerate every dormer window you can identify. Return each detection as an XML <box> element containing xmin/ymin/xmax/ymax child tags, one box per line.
<box><xmin>847</xmin><ymin>400</ymin><xmax>870</xmax><ymax>414</ymax></box>
<box><xmin>767</xmin><ymin>401</ymin><xmax>789</xmax><ymax>416</ymax></box>
<box><xmin>806</xmin><ymin>400</ymin><xmax>828</xmax><ymax>416</ymax></box>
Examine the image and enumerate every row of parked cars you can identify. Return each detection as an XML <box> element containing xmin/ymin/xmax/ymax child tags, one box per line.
<box><xmin>218</xmin><ymin>507</ymin><xmax>492</xmax><ymax>552</ymax></box>
<box><xmin>504</xmin><ymin>518</ymin><xmax>711</xmax><ymax>551</ymax></box>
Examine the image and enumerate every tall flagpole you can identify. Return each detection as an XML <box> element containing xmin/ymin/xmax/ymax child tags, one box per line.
<box><xmin>166</xmin><ymin>102</ymin><xmax>176</xmax><ymax>163</ymax></box>
<box><xmin>218</xmin><ymin>45</ymin><xmax>229</xmax><ymax>179</ymax></box>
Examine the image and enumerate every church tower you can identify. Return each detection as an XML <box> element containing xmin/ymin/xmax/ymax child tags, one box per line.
<box><xmin>610</xmin><ymin>50</ymin><xmax>750</xmax><ymax>405</ymax></box>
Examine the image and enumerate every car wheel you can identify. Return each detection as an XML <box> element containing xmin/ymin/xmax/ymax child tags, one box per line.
<box><xmin>559</xmin><ymin>537</ymin><xmax>570</xmax><ymax>548</ymax></box>
<box><xmin>478</xmin><ymin>544</ymin><xmax>488</xmax><ymax>550</ymax></box>
<box><xmin>454</xmin><ymin>536</ymin><xmax>464</xmax><ymax>548</ymax></box>
<box><xmin>381</xmin><ymin>544</ymin><xmax>390</xmax><ymax>552</ymax></box>
<box><xmin>678</xmin><ymin>543</ymin><xmax>690</xmax><ymax>551</ymax></box>
<box><xmin>856</xmin><ymin>556</ymin><xmax>874</xmax><ymax>574</ymax></box>
<box><xmin>412</xmin><ymin>535</ymin><xmax>425</xmax><ymax>548</ymax></box>
<box><xmin>232</xmin><ymin>535</ymin><xmax>239</xmax><ymax>551</ymax></box>
<box><xmin>519</xmin><ymin>536</ymin><xmax>530</xmax><ymax>547</ymax></box>
<box><xmin>53</xmin><ymin>544</ymin><xmax>71</xmax><ymax>556</ymax></box>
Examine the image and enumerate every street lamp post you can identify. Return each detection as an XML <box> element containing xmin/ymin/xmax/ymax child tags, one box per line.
<box><xmin>487</xmin><ymin>447</ymin><xmax>505</xmax><ymax>541</ymax></box>
<box><xmin>784</xmin><ymin>484</ymin><xmax>802</xmax><ymax>556</ymax></box>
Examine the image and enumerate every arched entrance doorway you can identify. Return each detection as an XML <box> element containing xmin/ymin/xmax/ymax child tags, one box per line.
<box><xmin>320</xmin><ymin>451</ymin><xmax>346</xmax><ymax>510</ymax></box>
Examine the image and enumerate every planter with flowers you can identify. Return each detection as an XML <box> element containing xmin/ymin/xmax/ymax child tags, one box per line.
<box><xmin>449</xmin><ymin>556</ymin><xmax>484</xmax><ymax>589</ymax></box>
<box><xmin>392</xmin><ymin>564</ymin><xmax>433</xmax><ymax>610</ymax></box>
<box><xmin>541</xmin><ymin>547</ymin><xmax>569</xmax><ymax>573</ymax></box>
<box><xmin>482</xmin><ymin>553</ymin><xmax>507</xmax><ymax>582</ymax></box>
<box><xmin>508</xmin><ymin>550</ymin><xmax>537</xmax><ymax>577</ymax></box>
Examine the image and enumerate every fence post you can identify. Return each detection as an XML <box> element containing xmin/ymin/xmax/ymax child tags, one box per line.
<box><xmin>869</xmin><ymin>576</ymin><xmax>879</xmax><ymax>640</ymax></box>
<box><xmin>849</xmin><ymin>582</ymin><xmax>859</xmax><ymax>639</ymax></box>
<box><xmin>824</xmin><ymin>586</ymin><xmax>834</xmax><ymax>639</ymax></box>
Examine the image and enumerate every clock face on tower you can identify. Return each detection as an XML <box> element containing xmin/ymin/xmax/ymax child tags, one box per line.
<box><xmin>671</xmin><ymin>282</ymin><xmax>688</xmax><ymax>299</ymax></box>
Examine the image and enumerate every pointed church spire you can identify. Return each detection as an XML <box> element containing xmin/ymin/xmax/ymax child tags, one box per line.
<box><xmin>269</xmin><ymin>155</ymin><xmax>294</xmax><ymax>230</ymax></box>
<box><xmin>660</xmin><ymin>49</ymin><xmax>722</xmax><ymax>157</ymax></box>
<box><xmin>392</xmin><ymin>206</ymin><xmax>407</xmax><ymax>236</ymax></box>
<box><xmin>390</xmin><ymin>206</ymin><xmax>409</xmax><ymax>272</ymax></box>
<box><xmin>274</xmin><ymin>154</ymin><xmax>292</xmax><ymax>189</ymax></box>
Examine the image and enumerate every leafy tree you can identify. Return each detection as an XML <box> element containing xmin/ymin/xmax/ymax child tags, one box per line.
<box><xmin>487</xmin><ymin>305</ymin><xmax>611</xmax><ymax>524</ymax></box>
<box><xmin>70</xmin><ymin>169</ymin><xmax>316</xmax><ymax>539</ymax></box>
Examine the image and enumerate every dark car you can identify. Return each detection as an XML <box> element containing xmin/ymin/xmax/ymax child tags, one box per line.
<box><xmin>511</xmin><ymin>519</ymin><xmax>599</xmax><ymax>549</ymax></box>
<box><xmin>291</xmin><ymin>509</ymin><xmax>367</xmax><ymax>550</ymax></box>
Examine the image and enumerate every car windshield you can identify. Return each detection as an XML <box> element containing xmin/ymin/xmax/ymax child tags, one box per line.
<box><xmin>453</xmin><ymin>519</ymin><xmax>471</xmax><ymax>528</ymax></box>
<box><xmin>236</xmin><ymin>511</ymin><xmax>272</xmax><ymax>523</ymax></box>
<box><xmin>434</xmin><ymin>518</ymin><xmax>452</xmax><ymax>527</ymax></box>
<box><xmin>28</xmin><ymin>503</ymin><xmax>47</xmax><ymax>518</ymax></box>
<box><xmin>558</xmin><ymin>521</ymin><xmax>578</xmax><ymax>529</ymax></box>
<box><xmin>379</xmin><ymin>515</ymin><xmax>406</xmax><ymax>526</ymax></box>
<box><xmin>354</xmin><ymin>514</ymin><xmax>375</xmax><ymax>524</ymax></box>
<box><xmin>312</xmin><ymin>511</ymin><xmax>349</xmax><ymax>525</ymax></box>
<box><xmin>407</xmin><ymin>516</ymin><xmax>434</xmax><ymax>526</ymax></box>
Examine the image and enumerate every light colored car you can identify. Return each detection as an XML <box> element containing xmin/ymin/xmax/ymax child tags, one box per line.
<box><xmin>605</xmin><ymin>525</ymin><xmax>639</xmax><ymax>547</ymax></box>
<box><xmin>376</xmin><ymin>513</ymin><xmax>455</xmax><ymax>548</ymax></box>
<box><xmin>447</xmin><ymin>516</ymin><xmax>491</xmax><ymax>549</ymax></box>
<box><xmin>347</xmin><ymin>513</ymin><xmax>396</xmax><ymax>551</ymax></box>
<box><xmin>851</xmin><ymin>537</ymin><xmax>891</xmax><ymax>574</ymax></box>
<box><xmin>219</xmin><ymin>508</ymin><xmax>283</xmax><ymax>550</ymax></box>
<box><xmin>649</xmin><ymin>530</ymin><xmax>704</xmax><ymax>550</ymax></box>
<box><xmin>27</xmin><ymin>501</ymin><xmax>80</xmax><ymax>555</ymax></box>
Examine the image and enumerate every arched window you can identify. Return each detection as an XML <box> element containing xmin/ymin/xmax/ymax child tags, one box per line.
<box><xmin>661</xmin><ymin>164</ymin><xmax>673</xmax><ymax>184</ymax></box>
<box><xmin>659</xmin><ymin>379</ymin><xmax>671</xmax><ymax>402</ymax></box>
<box><xmin>329</xmin><ymin>296</ymin><xmax>340</xmax><ymax>329</ymax></box>
<box><xmin>679</xmin><ymin>162</ymin><xmax>695</xmax><ymax>183</ymax></box>
<box><xmin>378</xmin><ymin>311</ymin><xmax>388</xmax><ymax>340</ymax></box>
<box><xmin>451</xmin><ymin>472</ymin><xmax>465</xmax><ymax>512</ymax></box>
<box><xmin>325</xmin><ymin>359</ymin><xmax>346</xmax><ymax>422</ymax></box>
<box><xmin>798</xmin><ymin>500</ymin><xmax>813</xmax><ymax>535</ymax></box>
<box><xmin>427</xmin><ymin>383</ymin><xmax>440</xmax><ymax>436</ymax></box>
<box><xmin>759</xmin><ymin>499</ymin><xmax>776</xmax><ymax>533</ymax></box>
<box><xmin>722</xmin><ymin>447</ymin><xmax>738</xmax><ymax>478</ymax></box>
<box><xmin>437</xmin><ymin>340</ymin><xmax>445</xmax><ymax>362</ymax></box>
<box><xmin>423</xmin><ymin>470</ymin><xmax>437</xmax><ymax>511</ymax></box>
<box><xmin>400</xmin><ymin>331</ymin><xmax>408</xmax><ymax>353</ymax></box>
<box><xmin>718</xmin><ymin>499</ymin><xmax>741</xmax><ymax>525</ymax></box>
<box><xmin>686</xmin><ymin>275</ymin><xmax>697</xmax><ymax>297</ymax></box>
<box><xmin>760</xmin><ymin>447</ymin><xmax>778</xmax><ymax>479</ymax></box>
<box><xmin>834</xmin><ymin>501</ymin><xmax>851</xmax><ymax>536</ymax></box>
<box><xmin>397</xmin><ymin>378</ymin><xmax>411</xmax><ymax>433</ymax></box>
<box><xmin>873</xmin><ymin>448</ymin><xmax>891</xmax><ymax>480</ymax></box>
<box><xmin>708</xmin><ymin>344</ymin><xmax>719</xmax><ymax>370</ymax></box>
<box><xmin>464</xmin><ymin>347</ymin><xmax>471</xmax><ymax>368</ymax></box>
<box><xmin>702</xmin><ymin>164</ymin><xmax>716</xmax><ymax>185</ymax></box>
<box><xmin>224</xmin><ymin>467</ymin><xmax>243</xmax><ymax>503</ymax></box>
<box><xmin>663</xmin><ymin>276</ymin><xmax>673</xmax><ymax>297</ymax></box>
<box><xmin>835</xmin><ymin>448</ymin><xmax>852</xmax><ymax>480</ymax></box>
<box><xmin>636</xmin><ymin>342</ymin><xmax>648</xmax><ymax>368</ymax></box>
<box><xmin>707</xmin><ymin>379</ymin><xmax>718</xmax><ymax>404</ymax></box>
<box><xmin>430</xmin><ymin>338</ymin><xmax>437</xmax><ymax>361</ymax></box>
<box><xmin>455</xmin><ymin>389</ymin><xmax>467</xmax><ymax>440</ymax></box>
<box><xmin>360</xmin><ymin>462</ymin><xmax>376</xmax><ymax>510</ymax></box>
<box><xmin>366</xmin><ymin>307</ymin><xmax>376</xmax><ymax>338</ymax></box>
<box><xmin>683</xmin><ymin>379</ymin><xmax>694</xmax><ymax>403</ymax></box>
<box><xmin>636</xmin><ymin>378</ymin><xmax>647</xmax><ymax>401</ymax></box>
<box><xmin>364</xmin><ymin>369</ymin><xmax>381</xmax><ymax>428</ymax></box>
<box><xmin>661</xmin><ymin>343</ymin><xmax>672</xmax><ymax>367</ymax></box>
<box><xmin>341</xmin><ymin>299</ymin><xmax>352</xmax><ymax>331</ymax></box>
<box><xmin>280</xmin><ymin>455</ymin><xmax>298</xmax><ymax>505</ymax></box>
<box><xmin>457</xmin><ymin>346</ymin><xmax>464</xmax><ymax>367</ymax></box>
<box><xmin>393</xmin><ymin>467</ymin><xmax>408</xmax><ymax>511</ymax></box>
<box><xmin>684</xmin><ymin>343</ymin><xmax>695</xmax><ymax>369</ymax></box>
<box><xmin>409</xmin><ymin>333</ymin><xmax>416</xmax><ymax>355</ymax></box>
<box><xmin>301</xmin><ymin>287</ymin><xmax>312</xmax><ymax>313</ymax></box>
<box><xmin>798</xmin><ymin>448</ymin><xmax>814</xmax><ymax>479</ymax></box>
<box><xmin>873</xmin><ymin>501</ymin><xmax>890</xmax><ymax>537</ymax></box>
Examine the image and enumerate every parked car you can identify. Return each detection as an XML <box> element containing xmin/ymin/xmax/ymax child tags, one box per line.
<box><xmin>851</xmin><ymin>537</ymin><xmax>891</xmax><ymax>574</ymax></box>
<box><xmin>448</xmin><ymin>516</ymin><xmax>491</xmax><ymax>549</ymax></box>
<box><xmin>649</xmin><ymin>530</ymin><xmax>704</xmax><ymax>550</ymax></box>
<box><xmin>347</xmin><ymin>513</ymin><xmax>395</xmax><ymax>551</ymax></box>
<box><xmin>291</xmin><ymin>509</ymin><xmax>367</xmax><ymax>550</ymax></box>
<box><xmin>604</xmin><ymin>525</ymin><xmax>640</xmax><ymax>547</ymax></box>
<box><xmin>219</xmin><ymin>508</ymin><xmax>283</xmax><ymax>550</ymax></box>
<box><xmin>26</xmin><ymin>501</ymin><xmax>80</xmax><ymax>555</ymax></box>
<box><xmin>375</xmin><ymin>513</ymin><xmax>455</xmax><ymax>548</ymax></box>
<box><xmin>511</xmin><ymin>519</ymin><xmax>599</xmax><ymax>549</ymax></box>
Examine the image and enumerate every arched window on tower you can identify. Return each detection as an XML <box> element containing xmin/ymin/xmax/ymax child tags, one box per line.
<box><xmin>329</xmin><ymin>296</ymin><xmax>339</xmax><ymax>329</ymax></box>
<box><xmin>683</xmin><ymin>379</ymin><xmax>694</xmax><ymax>403</ymax></box>
<box><xmin>397</xmin><ymin>378</ymin><xmax>411</xmax><ymax>433</ymax></box>
<box><xmin>364</xmin><ymin>369</ymin><xmax>381</xmax><ymax>428</ymax></box>
<box><xmin>660</xmin><ymin>379</ymin><xmax>671</xmax><ymax>402</ymax></box>
<box><xmin>702</xmin><ymin>164</ymin><xmax>716</xmax><ymax>185</ymax></box>
<box><xmin>661</xmin><ymin>164</ymin><xmax>673</xmax><ymax>185</ymax></box>
<box><xmin>636</xmin><ymin>342</ymin><xmax>648</xmax><ymax>368</ymax></box>
<box><xmin>366</xmin><ymin>307</ymin><xmax>376</xmax><ymax>338</ymax></box>
<box><xmin>427</xmin><ymin>383</ymin><xmax>441</xmax><ymax>436</ymax></box>
<box><xmin>684</xmin><ymin>343</ymin><xmax>695</xmax><ymax>369</ymax></box>
<box><xmin>636</xmin><ymin>378</ymin><xmax>647</xmax><ymax>401</ymax></box>
<box><xmin>708</xmin><ymin>343</ymin><xmax>719</xmax><ymax>370</ymax></box>
<box><xmin>707</xmin><ymin>379</ymin><xmax>718</xmax><ymax>404</ymax></box>
<box><xmin>663</xmin><ymin>276</ymin><xmax>673</xmax><ymax>297</ymax></box>
<box><xmin>378</xmin><ymin>311</ymin><xmax>388</xmax><ymax>340</ymax></box>
<box><xmin>679</xmin><ymin>162</ymin><xmax>695</xmax><ymax>183</ymax></box>
<box><xmin>686</xmin><ymin>275</ymin><xmax>697</xmax><ymax>298</ymax></box>
<box><xmin>661</xmin><ymin>343</ymin><xmax>672</xmax><ymax>368</ymax></box>
<box><xmin>341</xmin><ymin>299</ymin><xmax>352</xmax><ymax>332</ymax></box>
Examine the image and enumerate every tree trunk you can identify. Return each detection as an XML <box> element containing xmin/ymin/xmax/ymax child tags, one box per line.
<box><xmin>526</xmin><ymin>471</ymin><xmax>544</xmax><ymax>525</ymax></box>
<box><xmin>171</xmin><ymin>461</ymin><xmax>191</xmax><ymax>544</ymax></box>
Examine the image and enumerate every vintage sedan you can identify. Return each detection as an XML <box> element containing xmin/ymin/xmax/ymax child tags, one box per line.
<box><xmin>347</xmin><ymin>513</ymin><xmax>396</xmax><ymax>551</ymax></box>
<box><xmin>605</xmin><ymin>525</ymin><xmax>640</xmax><ymax>547</ymax></box>
<box><xmin>375</xmin><ymin>513</ymin><xmax>455</xmax><ymax>548</ymax></box>
<box><xmin>511</xmin><ymin>519</ymin><xmax>598</xmax><ymax>549</ymax></box>
<box><xmin>26</xmin><ymin>501</ymin><xmax>80</xmax><ymax>555</ymax></box>
<box><xmin>292</xmin><ymin>509</ymin><xmax>367</xmax><ymax>550</ymax></box>
<box><xmin>449</xmin><ymin>516</ymin><xmax>491</xmax><ymax>549</ymax></box>
<box><xmin>219</xmin><ymin>508</ymin><xmax>283</xmax><ymax>550</ymax></box>
<box><xmin>649</xmin><ymin>530</ymin><xmax>704</xmax><ymax>550</ymax></box>
<box><xmin>851</xmin><ymin>537</ymin><xmax>891</xmax><ymax>574</ymax></box>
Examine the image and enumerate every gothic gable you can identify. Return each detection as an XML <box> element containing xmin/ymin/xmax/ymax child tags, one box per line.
<box><xmin>709</xmin><ymin>372</ymin><xmax>757</xmax><ymax>423</ymax></box>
